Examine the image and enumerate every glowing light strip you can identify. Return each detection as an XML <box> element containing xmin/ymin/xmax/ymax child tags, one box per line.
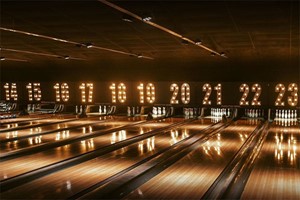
<box><xmin>0</xmin><ymin>57</ymin><xmax>28</xmax><ymax>62</ymax></box>
<box><xmin>1</xmin><ymin>47</ymin><xmax>85</xmax><ymax>60</ymax></box>
<box><xmin>98</xmin><ymin>0</ymin><xmax>226</xmax><ymax>58</ymax></box>
<box><xmin>0</xmin><ymin>27</ymin><xmax>153</xmax><ymax>59</ymax></box>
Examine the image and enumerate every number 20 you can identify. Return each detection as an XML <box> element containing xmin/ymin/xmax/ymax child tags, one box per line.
<box><xmin>170</xmin><ymin>83</ymin><xmax>190</xmax><ymax>104</ymax></box>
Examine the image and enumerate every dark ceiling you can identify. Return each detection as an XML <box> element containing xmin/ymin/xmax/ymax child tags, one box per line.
<box><xmin>0</xmin><ymin>0</ymin><xmax>299</xmax><ymax>82</ymax></box>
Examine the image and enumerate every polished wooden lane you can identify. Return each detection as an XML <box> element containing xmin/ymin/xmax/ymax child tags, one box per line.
<box><xmin>0</xmin><ymin>114</ymin><xmax>76</xmax><ymax>130</ymax></box>
<box><xmin>124</xmin><ymin>119</ymin><xmax>260</xmax><ymax>199</ymax></box>
<box><xmin>0</xmin><ymin>116</ymin><xmax>125</xmax><ymax>152</ymax></box>
<box><xmin>0</xmin><ymin>117</ymin><xmax>181</xmax><ymax>181</ymax></box>
<box><xmin>241</xmin><ymin>121</ymin><xmax>300</xmax><ymax>199</ymax></box>
<box><xmin>0</xmin><ymin>119</ymin><xmax>212</xmax><ymax>199</ymax></box>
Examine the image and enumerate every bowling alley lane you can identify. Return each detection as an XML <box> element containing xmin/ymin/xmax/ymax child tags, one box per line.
<box><xmin>0</xmin><ymin>115</ymin><xmax>114</xmax><ymax>142</ymax></box>
<box><xmin>0</xmin><ymin>117</ymin><xmax>182</xmax><ymax>180</ymax></box>
<box><xmin>0</xmin><ymin>116</ymin><xmax>131</xmax><ymax>152</ymax></box>
<box><xmin>0</xmin><ymin>115</ymin><xmax>76</xmax><ymax>130</ymax></box>
<box><xmin>0</xmin><ymin>115</ymin><xmax>46</xmax><ymax>124</ymax></box>
<box><xmin>125</xmin><ymin>119</ymin><xmax>260</xmax><ymax>199</ymax></box>
<box><xmin>0</xmin><ymin>118</ymin><xmax>212</xmax><ymax>199</ymax></box>
<box><xmin>241</xmin><ymin>121</ymin><xmax>300</xmax><ymax>199</ymax></box>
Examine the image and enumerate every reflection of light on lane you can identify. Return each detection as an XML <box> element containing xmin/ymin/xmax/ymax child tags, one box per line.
<box><xmin>5</xmin><ymin>141</ymin><xmax>17</xmax><ymax>149</ymax></box>
<box><xmin>139</xmin><ymin>136</ymin><xmax>155</xmax><ymax>155</ymax></box>
<box><xmin>239</xmin><ymin>133</ymin><xmax>248</xmax><ymax>142</ymax></box>
<box><xmin>247</xmin><ymin>119</ymin><xmax>259</xmax><ymax>125</ymax></box>
<box><xmin>170</xmin><ymin>130</ymin><xmax>179</xmax><ymax>145</ymax></box>
<box><xmin>81</xmin><ymin>139</ymin><xmax>95</xmax><ymax>151</ymax></box>
<box><xmin>275</xmin><ymin>119</ymin><xmax>297</xmax><ymax>127</ymax></box>
<box><xmin>274</xmin><ymin>131</ymin><xmax>297</xmax><ymax>166</ymax></box>
<box><xmin>110</xmin><ymin>130</ymin><xmax>128</xmax><ymax>155</ymax></box>
<box><xmin>6</xmin><ymin>123</ymin><xmax>18</xmax><ymax>129</ymax></box>
<box><xmin>55</xmin><ymin>130</ymin><xmax>70</xmax><ymax>141</ymax></box>
<box><xmin>55</xmin><ymin>144</ymin><xmax>70</xmax><ymax>156</ymax></box>
<box><xmin>35</xmin><ymin>127</ymin><xmax>42</xmax><ymax>132</ymax></box>
<box><xmin>28</xmin><ymin>136</ymin><xmax>42</xmax><ymax>145</ymax></box>
<box><xmin>66</xmin><ymin>180</ymin><xmax>72</xmax><ymax>191</ymax></box>
<box><xmin>202</xmin><ymin>133</ymin><xmax>222</xmax><ymax>156</ymax></box>
<box><xmin>169</xmin><ymin>129</ymin><xmax>189</xmax><ymax>146</ymax></box>
<box><xmin>210</xmin><ymin>117</ymin><xmax>221</xmax><ymax>123</ymax></box>
<box><xmin>6</xmin><ymin>131</ymin><xmax>18</xmax><ymax>139</ymax></box>
<box><xmin>81</xmin><ymin>125</ymin><xmax>94</xmax><ymax>134</ymax></box>
<box><xmin>111</xmin><ymin>130</ymin><xmax>127</xmax><ymax>144</ymax></box>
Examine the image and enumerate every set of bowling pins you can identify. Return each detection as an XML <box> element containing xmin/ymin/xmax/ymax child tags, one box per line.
<box><xmin>245</xmin><ymin>109</ymin><xmax>264</xmax><ymax>118</ymax></box>
<box><xmin>127</xmin><ymin>106</ymin><xmax>140</xmax><ymax>116</ymax></box>
<box><xmin>75</xmin><ymin>105</ymin><xmax>86</xmax><ymax>114</ymax></box>
<box><xmin>275</xmin><ymin>109</ymin><xmax>297</xmax><ymax>120</ymax></box>
<box><xmin>184</xmin><ymin>108</ymin><xmax>198</xmax><ymax>118</ymax></box>
<box><xmin>99</xmin><ymin>105</ymin><xmax>113</xmax><ymax>114</ymax></box>
<box><xmin>0</xmin><ymin>102</ymin><xmax>17</xmax><ymax>112</ymax></box>
<box><xmin>152</xmin><ymin>106</ymin><xmax>166</xmax><ymax>116</ymax></box>
<box><xmin>211</xmin><ymin>108</ymin><xmax>230</xmax><ymax>118</ymax></box>
<box><xmin>27</xmin><ymin>104</ymin><xmax>37</xmax><ymax>112</ymax></box>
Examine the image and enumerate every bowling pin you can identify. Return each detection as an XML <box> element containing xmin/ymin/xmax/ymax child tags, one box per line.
<box><xmin>79</xmin><ymin>105</ymin><xmax>82</xmax><ymax>114</ymax></box>
<box><xmin>99</xmin><ymin>105</ymin><xmax>102</xmax><ymax>113</ymax></box>
<box><xmin>189</xmin><ymin>108</ymin><xmax>193</xmax><ymax>116</ymax></box>
<box><xmin>157</xmin><ymin>107</ymin><xmax>161</xmax><ymax>115</ymax></box>
<box><xmin>278</xmin><ymin>110</ymin><xmax>281</xmax><ymax>119</ymax></box>
<box><xmin>284</xmin><ymin>110</ymin><xmax>287</xmax><ymax>119</ymax></box>
<box><xmin>103</xmin><ymin>105</ymin><xmax>106</xmax><ymax>114</ymax></box>
<box><xmin>127</xmin><ymin>106</ymin><xmax>131</xmax><ymax>116</ymax></box>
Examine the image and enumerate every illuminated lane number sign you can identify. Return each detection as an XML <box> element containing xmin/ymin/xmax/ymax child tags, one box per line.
<box><xmin>26</xmin><ymin>83</ymin><xmax>42</xmax><ymax>101</ymax></box>
<box><xmin>4</xmin><ymin>83</ymin><xmax>18</xmax><ymax>101</ymax></box>
<box><xmin>170</xmin><ymin>83</ymin><xmax>190</xmax><ymax>104</ymax></box>
<box><xmin>54</xmin><ymin>83</ymin><xmax>69</xmax><ymax>102</ymax></box>
<box><xmin>287</xmin><ymin>83</ymin><xmax>298</xmax><ymax>106</ymax></box>
<box><xmin>275</xmin><ymin>83</ymin><xmax>298</xmax><ymax>106</ymax></box>
<box><xmin>203</xmin><ymin>83</ymin><xmax>222</xmax><ymax>105</ymax></box>
<box><xmin>79</xmin><ymin>83</ymin><xmax>93</xmax><ymax>103</ymax></box>
<box><xmin>110</xmin><ymin>83</ymin><xmax>126</xmax><ymax>103</ymax></box>
<box><xmin>137</xmin><ymin>83</ymin><xmax>155</xmax><ymax>104</ymax></box>
<box><xmin>239</xmin><ymin>83</ymin><xmax>262</xmax><ymax>106</ymax></box>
